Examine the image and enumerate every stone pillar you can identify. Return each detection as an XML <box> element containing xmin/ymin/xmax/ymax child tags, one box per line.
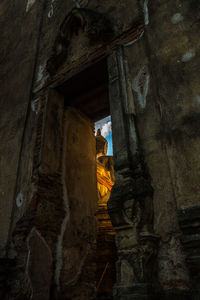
<box><xmin>107</xmin><ymin>47</ymin><xmax>159</xmax><ymax>300</ymax></box>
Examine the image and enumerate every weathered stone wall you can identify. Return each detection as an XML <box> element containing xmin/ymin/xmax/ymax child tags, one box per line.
<box><xmin>33</xmin><ymin>0</ymin><xmax>141</xmax><ymax>94</ymax></box>
<box><xmin>124</xmin><ymin>0</ymin><xmax>200</xmax><ymax>295</ymax></box>
<box><xmin>60</xmin><ymin>108</ymin><xmax>97</xmax><ymax>300</ymax></box>
<box><xmin>0</xmin><ymin>0</ymin><xmax>141</xmax><ymax>259</ymax></box>
<box><xmin>0</xmin><ymin>0</ymin><xmax>199</xmax><ymax>299</ymax></box>
<box><xmin>0</xmin><ymin>0</ymin><xmax>44</xmax><ymax>257</ymax></box>
<box><xmin>146</xmin><ymin>0</ymin><xmax>200</xmax><ymax>211</ymax></box>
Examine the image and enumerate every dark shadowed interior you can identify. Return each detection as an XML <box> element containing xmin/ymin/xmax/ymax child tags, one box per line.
<box><xmin>57</xmin><ymin>60</ymin><xmax>116</xmax><ymax>300</ymax></box>
<box><xmin>57</xmin><ymin>59</ymin><xmax>110</xmax><ymax>122</ymax></box>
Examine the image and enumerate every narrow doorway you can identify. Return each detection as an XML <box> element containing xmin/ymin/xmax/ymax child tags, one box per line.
<box><xmin>56</xmin><ymin>59</ymin><xmax>117</xmax><ymax>300</ymax></box>
<box><xmin>95</xmin><ymin>117</ymin><xmax>117</xmax><ymax>300</ymax></box>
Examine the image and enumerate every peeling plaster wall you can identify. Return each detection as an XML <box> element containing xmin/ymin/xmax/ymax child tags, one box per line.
<box><xmin>0</xmin><ymin>0</ymin><xmax>44</xmax><ymax>257</ymax></box>
<box><xmin>125</xmin><ymin>38</ymin><xmax>189</xmax><ymax>292</ymax></box>
<box><xmin>0</xmin><ymin>1</ymin><xmax>142</xmax><ymax>297</ymax></box>
<box><xmin>33</xmin><ymin>0</ymin><xmax>141</xmax><ymax>92</ymax></box>
<box><xmin>125</xmin><ymin>0</ymin><xmax>200</xmax><ymax>293</ymax></box>
<box><xmin>144</xmin><ymin>0</ymin><xmax>200</xmax><ymax>210</ymax></box>
<box><xmin>0</xmin><ymin>0</ymin><xmax>142</xmax><ymax>257</ymax></box>
<box><xmin>60</xmin><ymin>108</ymin><xmax>97</xmax><ymax>300</ymax></box>
<box><xmin>0</xmin><ymin>0</ymin><xmax>199</xmax><ymax>298</ymax></box>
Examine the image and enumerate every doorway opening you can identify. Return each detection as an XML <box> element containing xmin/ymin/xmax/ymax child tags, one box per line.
<box><xmin>56</xmin><ymin>59</ymin><xmax>117</xmax><ymax>300</ymax></box>
<box><xmin>95</xmin><ymin>117</ymin><xmax>116</xmax><ymax>300</ymax></box>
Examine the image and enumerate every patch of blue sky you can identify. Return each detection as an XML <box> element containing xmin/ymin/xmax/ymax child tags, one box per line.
<box><xmin>95</xmin><ymin>116</ymin><xmax>113</xmax><ymax>156</ymax></box>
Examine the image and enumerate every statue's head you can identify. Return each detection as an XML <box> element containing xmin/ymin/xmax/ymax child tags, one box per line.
<box><xmin>96</xmin><ymin>129</ymin><xmax>108</xmax><ymax>158</ymax></box>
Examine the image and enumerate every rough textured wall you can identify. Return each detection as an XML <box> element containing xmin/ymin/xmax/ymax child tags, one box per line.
<box><xmin>0</xmin><ymin>0</ymin><xmax>142</xmax><ymax>257</ymax></box>
<box><xmin>146</xmin><ymin>0</ymin><xmax>200</xmax><ymax>211</ymax></box>
<box><xmin>0</xmin><ymin>0</ymin><xmax>141</xmax><ymax>258</ymax></box>
<box><xmin>145</xmin><ymin>1</ymin><xmax>200</xmax><ymax>296</ymax></box>
<box><xmin>126</xmin><ymin>38</ymin><xmax>190</xmax><ymax>295</ymax></box>
<box><xmin>0</xmin><ymin>0</ymin><xmax>199</xmax><ymax>299</ymax></box>
<box><xmin>0</xmin><ymin>0</ymin><xmax>44</xmax><ymax>256</ymax></box>
<box><xmin>61</xmin><ymin>108</ymin><xmax>97</xmax><ymax>300</ymax></box>
<box><xmin>125</xmin><ymin>0</ymin><xmax>200</xmax><ymax>294</ymax></box>
<box><xmin>33</xmin><ymin>0</ymin><xmax>141</xmax><ymax>92</ymax></box>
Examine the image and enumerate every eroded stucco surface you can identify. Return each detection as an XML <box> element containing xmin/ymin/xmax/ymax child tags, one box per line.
<box><xmin>0</xmin><ymin>0</ymin><xmax>43</xmax><ymax>257</ymax></box>
<box><xmin>60</xmin><ymin>108</ymin><xmax>97</xmax><ymax>299</ymax></box>
<box><xmin>0</xmin><ymin>0</ymin><xmax>199</xmax><ymax>299</ymax></box>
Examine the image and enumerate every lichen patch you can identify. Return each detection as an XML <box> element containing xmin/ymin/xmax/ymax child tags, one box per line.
<box><xmin>171</xmin><ymin>13</ymin><xmax>184</xmax><ymax>24</ymax></box>
<box><xmin>132</xmin><ymin>66</ymin><xmax>150</xmax><ymax>110</ymax></box>
<box><xmin>181</xmin><ymin>49</ymin><xmax>196</xmax><ymax>62</ymax></box>
<box><xmin>48</xmin><ymin>4</ymin><xmax>54</xmax><ymax>18</ymax></box>
<box><xmin>195</xmin><ymin>95</ymin><xmax>200</xmax><ymax>104</ymax></box>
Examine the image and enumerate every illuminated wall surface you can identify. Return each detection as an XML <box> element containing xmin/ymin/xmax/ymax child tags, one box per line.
<box><xmin>95</xmin><ymin>116</ymin><xmax>113</xmax><ymax>155</ymax></box>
